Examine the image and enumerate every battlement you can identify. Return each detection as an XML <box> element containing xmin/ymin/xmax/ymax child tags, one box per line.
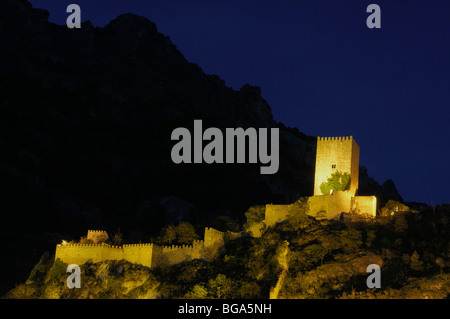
<box><xmin>263</xmin><ymin>134</ymin><xmax>376</xmax><ymax>226</ymax></box>
<box><xmin>123</xmin><ymin>243</ymin><xmax>153</xmax><ymax>247</ymax></box>
<box><xmin>57</xmin><ymin>243</ymin><xmax>125</xmax><ymax>249</ymax></box>
<box><xmin>317</xmin><ymin>136</ymin><xmax>353</xmax><ymax>141</ymax></box>
<box><xmin>55</xmin><ymin>227</ymin><xmax>231</xmax><ymax>269</ymax></box>
<box><xmin>162</xmin><ymin>244</ymin><xmax>194</xmax><ymax>251</ymax></box>
<box><xmin>57</xmin><ymin>242</ymin><xmax>117</xmax><ymax>248</ymax></box>
<box><xmin>314</xmin><ymin>135</ymin><xmax>359</xmax><ymax>196</ymax></box>
<box><xmin>204</xmin><ymin>227</ymin><xmax>224</xmax><ymax>235</ymax></box>
<box><xmin>87</xmin><ymin>230</ymin><xmax>108</xmax><ymax>234</ymax></box>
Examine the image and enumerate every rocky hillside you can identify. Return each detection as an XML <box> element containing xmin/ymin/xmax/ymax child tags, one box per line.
<box><xmin>5</xmin><ymin>203</ymin><xmax>449</xmax><ymax>299</ymax></box>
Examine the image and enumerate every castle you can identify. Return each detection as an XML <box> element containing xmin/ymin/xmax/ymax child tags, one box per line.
<box><xmin>55</xmin><ymin>228</ymin><xmax>236</xmax><ymax>269</ymax></box>
<box><xmin>265</xmin><ymin>136</ymin><xmax>377</xmax><ymax>226</ymax></box>
<box><xmin>55</xmin><ymin>135</ymin><xmax>376</xmax><ymax>268</ymax></box>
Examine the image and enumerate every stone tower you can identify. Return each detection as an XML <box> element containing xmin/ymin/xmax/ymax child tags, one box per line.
<box><xmin>313</xmin><ymin>136</ymin><xmax>359</xmax><ymax>196</ymax></box>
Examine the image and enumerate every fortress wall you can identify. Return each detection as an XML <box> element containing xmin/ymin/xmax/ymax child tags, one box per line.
<box><xmin>160</xmin><ymin>241</ymin><xmax>204</xmax><ymax>266</ymax></box>
<box><xmin>204</xmin><ymin>227</ymin><xmax>224</xmax><ymax>247</ymax></box>
<box><xmin>54</xmin><ymin>227</ymin><xmax>228</xmax><ymax>269</ymax></box>
<box><xmin>203</xmin><ymin>227</ymin><xmax>225</xmax><ymax>260</ymax></box>
<box><xmin>351</xmin><ymin>196</ymin><xmax>377</xmax><ymax>217</ymax></box>
<box><xmin>314</xmin><ymin>137</ymin><xmax>359</xmax><ymax>196</ymax></box>
<box><xmin>307</xmin><ymin>196</ymin><xmax>329</xmax><ymax>218</ymax></box>
<box><xmin>122</xmin><ymin>244</ymin><xmax>155</xmax><ymax>268</ymax></box>
<box><xmin>55</xmin><ymin>243</ymin><xmax>123</xmax><ymax>265</ymax></box>
<box><xmin>350</xmin><ymin>139</ymin><xmax>360</xmax><ymax>195</ymax></box>
<box><xmin>265</xmin><ymin>204</ymin><xmax>293</xmax><ymax>227</ymax></box>
<box><xmin>307</xmin><ymin>191</ymin><xmax>353</xmax><ymax>219</ymax></box>
<box><xmin>151</xmin><ymin>244</ymin><xmax>163</xmax><ymax>268</ymax></box>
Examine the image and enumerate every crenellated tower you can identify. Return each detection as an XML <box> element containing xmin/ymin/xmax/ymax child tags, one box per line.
<box><xmin>313</xmin><ymin>136</ymin><xmax>359</xmax><ymax>196</ymax></box>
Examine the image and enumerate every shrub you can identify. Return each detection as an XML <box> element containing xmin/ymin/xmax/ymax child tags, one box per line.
<box><xmin>320</xmin><ymin>171</ymin><xmax>350</xmax><ymax>195</ymax></box>
<box><xmin>243</xmin><ymin>205</ymin><xmax>265</xmax><ymax>230</ymax></box>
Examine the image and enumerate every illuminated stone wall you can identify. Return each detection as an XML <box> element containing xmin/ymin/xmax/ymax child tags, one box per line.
<box><xmin>351</xmin><ymin>196</ymin><xmax>377</xmax><ymax>217</ymax></box>
<box><xmin>308</xmin><ymin>190</ymin><xmax>353</xmax><ymax>220</ymax></box>
<box><xmin>159</xmin><ymin>240</ymin><xmax>204</xmax><ymax>266</ymax></box>
<box><xmin>55</xmin><ymin>243</ymin><xmax>124</xmax><ymax>266</ymax></box>
<box><xmin>262</xmin><ymin>135</ymin><xmax>376</xmax><ymax>227</ymax></box>
<box><xmin>313</xmin><ymin>136</ymin><xmax>359</xmax><ymax>196</ymax></box>
<box><xmin>55</xmin><ymin>227</ymin><xmax>227</xmax><ymax>268</ymax></box>
<box><xmin>203</xmin><ymin>227</ymin><xmax>226</xmax><ymax>260</ymax></box>
<box><xmin>122</xmin><ymin>244</ymin><xmax>158</xmax><ymax>268</ymax></box>
<box><xmin>265</xmin><ymin>204</ymin><xmax>294</xmax><ymax>227</ymax></box>
<box><xmin>264</xmin><ymin>192</ymin><xmax>377</xmax><ymax>225</ymax></box>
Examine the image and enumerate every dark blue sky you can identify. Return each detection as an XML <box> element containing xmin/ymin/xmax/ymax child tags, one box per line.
<box><xmin>29</xmin><ymin>0</ymin><xmax>449</xmax><ymax>205</ymax></box>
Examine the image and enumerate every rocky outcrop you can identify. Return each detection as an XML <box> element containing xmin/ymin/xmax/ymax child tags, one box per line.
<box><xmin>358</xmin><ymin>166</ymin><xmax>403</xmax><ymax>207</ymax></box>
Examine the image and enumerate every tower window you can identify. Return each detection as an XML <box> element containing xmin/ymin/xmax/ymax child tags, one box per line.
<box><xmin>332</xmin><ymin>164</ymin><xmax>336</xmax><ymax>169</ymax></box>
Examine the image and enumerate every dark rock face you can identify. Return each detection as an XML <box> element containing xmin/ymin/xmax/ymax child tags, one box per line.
<box><xmin>358</xmin><ymin>166</ymin><xmax>403</xmax><ymax>208</ymax></box>
<box><xmin>0</xmin><ymin>0</ymin><xmax>315</xmax><ymax>234</ymax></box>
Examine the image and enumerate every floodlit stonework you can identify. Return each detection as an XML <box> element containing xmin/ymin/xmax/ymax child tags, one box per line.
<box><xmin>265</xmin><ymin>136</ymin><xmax>377</xmax><ymax>226</ymax></box>
<box><xmin>55</xmin><ymin>135</ymin><xmax>376</xmax><ymax>268</ymax></box>
<box><xmin>55</xmin><ymin>227</ymin><xmax>235</xmax><ymax>268</ymax></box>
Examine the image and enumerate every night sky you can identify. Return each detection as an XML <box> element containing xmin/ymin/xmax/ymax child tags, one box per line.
<box><xmin>28</xmin><ymin>0</ymin><xmax>449</xmax><ymax>205</ymax></box>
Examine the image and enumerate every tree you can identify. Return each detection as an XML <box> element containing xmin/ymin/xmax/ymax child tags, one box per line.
<box><xmin>208</xmin><ymin>274</ymin><xmax>234</xmax><ymax>299</ymax></box>
<box><xmin>159</xmin><ymin>222</ymin><xmax>199</xmax><ymax>245</ymax></box>
<box><xmin>286</xmin><ymin>197</ymin><xmax>311</xmax><ymax>230</ymax></box>
<box><xmin>212</xmin><ymin>215</ymin><xmax>240</xmax><ymax>232</ymax></box>
<box><xmin>185</xmin><ymin>284</ymin><xmax>208</xmax><ymax>299</ymax></box>
<box><xmin>79</xmin><ymin>236</ymin><xmax>94</xmax><ymax>244</ymax></box>
<box><xmin>111</xmin><ymin>229</ymin><xmax>123</xmax><ymax>245</ymax></box>
<box><xmin>160</xmin><ymin>225</ymin><xmax>177</xmax><ymax>244</ymax></box>
<box><xmin>176</xmin><ymin>222</ymin><xmax>199</xmax><ymax>245</ymax></box>
<box><xmin>243</xmin><ymin>205</ymin><xmax>265</xmax><ymax>230</ymax></box>
<box><xmin>320</xmin><ymin>171</ymin><xmax>351</xmax><ymax>195</ymax></box>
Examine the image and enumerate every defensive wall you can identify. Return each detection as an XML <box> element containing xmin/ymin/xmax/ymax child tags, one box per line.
<box><xmin>265</xmin><ymin>192</ymin><xmax>377</xmax><ymax>227</ymax></box>
<box><xmin>265</xmin><ymin>204</ymin><xmax>295</xmax><ymax>227</ymax></box>
<box><xmin>55</xmin><ymin>227</ymin><xmax>230</xmax><ymax>269</ymax></box>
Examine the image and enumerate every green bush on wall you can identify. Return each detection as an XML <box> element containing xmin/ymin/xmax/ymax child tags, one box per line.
<box><xmin>320</xmin><ymin>171</ymin><xmax>351</xmax><ymax>195</ymax></box>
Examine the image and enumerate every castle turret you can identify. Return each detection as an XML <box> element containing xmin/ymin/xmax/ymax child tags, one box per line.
<box><xmin>314</xmin><ymin>136</ymin><xmax>359</xmax><ymax>196</ymax></box>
